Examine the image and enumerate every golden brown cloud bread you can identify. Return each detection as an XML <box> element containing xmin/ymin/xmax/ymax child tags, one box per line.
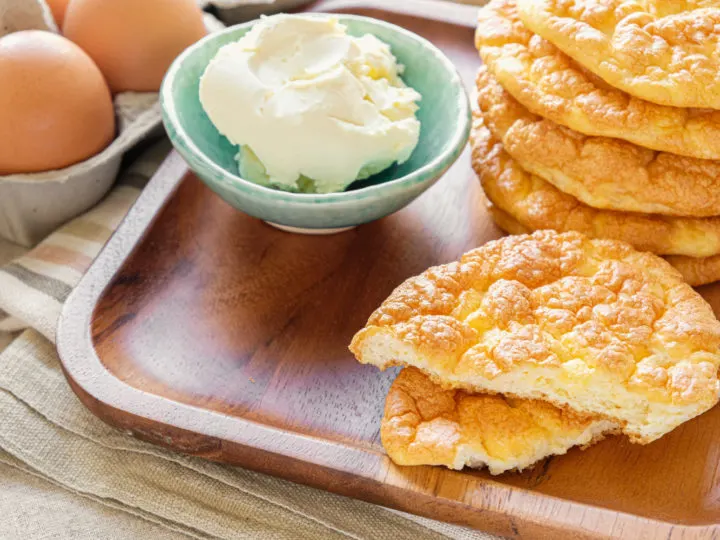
<box><xmin>476</xmin><ymin>67</ymin><xmax>720</xmax><ymax>218</ymax></box>
<box><xmin>471</xmin><ymin>113</ymin><xmax>720</xmax><ymax>257</ymax></box>
<box><xmin>516</xmin><ymin>0</ymin><xmax>720</xmax><ymax>109</ymax></box>
<box><xmin>488</xmin><ymin>203</ymin><xmax>720</xmax><ymax>286</ymax></box>
<box><xmin>476</xmin><ymin>0</ymin><xmax>720</xmax><ymax>159</ymax></box>
<box><xmin>381</xmin><ymin>368</ymin><xmax>615</xmax><ymax>474</ymax></box>
<box><xmin>351</xmin><ymin>229</ymin><xmax>720</xmax><ymax>444</ymax></box>
<box><xmin>665</xmin><ymin>254</ymin><xmax>720</xmax><ymax>287</ymax></box>
<box><xmin>487</xmin><ymin>203</ymin><xmax>531</xmax><ymax>236</ymax></box>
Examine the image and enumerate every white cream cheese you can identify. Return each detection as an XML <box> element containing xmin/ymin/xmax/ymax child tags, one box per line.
<box><xmin>199</xmin><ymin>14</ymin><xmax>421</xmax><ymax>193</ymax></box>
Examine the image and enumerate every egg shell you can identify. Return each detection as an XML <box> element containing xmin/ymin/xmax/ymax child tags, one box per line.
<box><xmin>45</xmin><ymin>0</ymin><xmax>69</xmax><ymax>26</ymax></box>
<box><xmin>63</xmin><ymin>0</ymin><xmax>207</xmax><ymax>93</ymax></box>
<box><xmin>0</xmin><ymin>92</ymin><xmax>162</xmax><ymax>248</ymax></box>
<box><xmin>0</xmin><ymin>30</ymin><xmax>116</xmax><ymax>174</ymax></box>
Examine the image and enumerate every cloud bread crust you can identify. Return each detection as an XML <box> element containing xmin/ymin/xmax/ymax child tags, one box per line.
<box><xmin>476</xmin><ymin>66</ymin><xmax>720</xmax><ymax>218</ymax></box>
<box><xmin>488</xmin><ymin>203</ymin><xmax>720</xmax><ymax>287</ymax></box>
<box><xmin>471</xmin><ymin>111</ymin><xmax>720</xmax><ymax>258</ymax></box>
<box><xmin>350</xmin><ymin>229</ymin><xmax>720</xmax><ymax>444</ymax></box>
<box><xmin>516</xmin><ymin>0</ymin><xmax>720</xmax><ymax>109</ymax></box>
<box><xmin>487</xmin><ymin>202</ymin><xmax>533</xmax><ymax>236</ymax></box>
<box><xmin>382</xmin><ymin>367</ymin><xmax>615</xmax><ymax>474</ymax></box>
<box><xmin>476</xmin><ymin>0</ymin><xmax>720</xmax><ymax>160</ymax></box>
<box><xmin>665</xmin><ymin>254</ymin><xmax>720</xmax><ymax>287</ymax></box>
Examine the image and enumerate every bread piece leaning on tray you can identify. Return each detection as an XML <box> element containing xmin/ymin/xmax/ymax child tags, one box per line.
<box><xmin>349</xmin><ymin>0</ymin><xmax>720</xmax><ymax>474</ymax></box>
<box><xmin>351</xmin><ymin>231</ymin><xmax>720</xmax><ymax>473</ymax></box>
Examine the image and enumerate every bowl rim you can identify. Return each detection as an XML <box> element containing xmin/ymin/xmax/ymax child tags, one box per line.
<box><xmin>160</xmin><ymin>12</ymin><xmax>471</xmax><ymax>204</ymax></box>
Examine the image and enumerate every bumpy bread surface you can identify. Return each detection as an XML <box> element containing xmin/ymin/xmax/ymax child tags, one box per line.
<box><xmin>488</xmin><ymin>203</ymin><xmax>720</xmax><ymax>286</ymax></box>
<box><xmin>476</xmin><ymin>0</ymin><xmax>720</xmax><ymax>159</ymax></box>
<box><xmin>516</xmin><ymin>0</ymin><xmax>720</xmax><ymax>109</ymax></box>
<box><xmin>382</xmin><ymin>367</ymin><xmax>614</xmax><ymax>474</ymax></box>
<box><xmin>487</xmin><ymin>202</ymin><xmax>532</xmax><ymax>236</ymax></box>
<box><xmin>472</xmin><ymin>111</ymin><xmax>720</xmax><ymax>257</ymax></box>
<box><xmin>350</xmin><ymin>229</ymin><xmax>720</xmax><ymax>443</ymax></box>
<box><xmin>664</xmin><ymin>254</ymin><xmax>720</xmax><ymax>287</ymax></box>
<box><xmin>476</xmin><ymin>66</ymin><xmax>720</xmax><ymax>218</ymax></box>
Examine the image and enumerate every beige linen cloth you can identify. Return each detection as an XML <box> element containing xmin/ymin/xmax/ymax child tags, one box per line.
<box><xmin>0</xmin><ymin>141</ymin><xmax>495</xmax><ymax>539</ymax></box>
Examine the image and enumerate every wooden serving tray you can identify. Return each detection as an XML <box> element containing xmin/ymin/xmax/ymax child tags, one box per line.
<box><xmin>58</xmin><ymin>1</ymin><xmax>720</xmax><ymax>538</ymax></box>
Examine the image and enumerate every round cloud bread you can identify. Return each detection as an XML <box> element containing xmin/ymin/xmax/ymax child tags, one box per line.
<box><xmin>665</xmin><ymin>254</ymin><xmax>720</xmax><ymax>287</ymax></box>
<box><xmin>515</xmin><ymin>0</ymin><xmax>720</xmax><ymax>109</ymax></box>
<box><xmin>350</xmin><ymin>229</ymin><xmax>720</xmax><ymax>444</ymax></box>
<box><xmin>471</xmin><ymin>112</ymin><xmax>720</xmax><ymax>257</ymax></box>
<box><xmin>476</xmin><ymin>66</ymin><xmax>720</xmax><ymax>218</ymax></box>
<box><xmin>487</xmin><ymin>203</ymin><xmax>720</xmax><ymax>287</ymax></box>
<box><xmin>476</xmin><ymin>0</ymin><xmax>720</xmax><ymax>159</ymax></box>
<box><xmin>381</xmin><ymin>367</ymin><xmax>615</xmax><ymax>475</ymax></box>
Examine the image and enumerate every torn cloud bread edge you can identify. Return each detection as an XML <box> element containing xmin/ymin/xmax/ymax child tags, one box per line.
<box><xmin>351</xmin><ymin>231</ymin><xmax>720</xmax><ymax>445</ymax></box>
<box><xmin>381</xmin><ymin>368</ymin><xmax>616</xmax><ymax>474</ymax></box>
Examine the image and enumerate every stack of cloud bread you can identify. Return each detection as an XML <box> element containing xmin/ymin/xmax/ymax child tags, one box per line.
<box><xmin>473</xmin><ymin>0</ymin><xmax>720</xmax><ymax>287</ymax></box>
<box><xmin>350</xmin><ymin>230</ymin><xmax>720</xmax><ymax>474</ymax></box>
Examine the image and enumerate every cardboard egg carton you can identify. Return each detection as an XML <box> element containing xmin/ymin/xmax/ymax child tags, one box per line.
<box><xmin>0</xmin><ymin>0</ymin><xmax>165</xmax><ymax>247</ymax></box>
<box><xmin>0</xmin><ymin>0</ymin><xmax>242</xmax><ymax>247</ymax></box>
<box><xmin>0</xmin><ymin>0</ymin><xmax>321</xmax><ymax>247</ymax></box>
<box><xmin>0</xmin><ymin>94</ymin><xmax>163</xmax><ymax>248</ymax></box>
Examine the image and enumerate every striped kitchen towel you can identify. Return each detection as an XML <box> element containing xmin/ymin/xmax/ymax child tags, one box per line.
<box><xmin>0</xmin><ymin>138</ymin><xmax>488</xmax><ymax>540</ymax></box>
<box><xmin>0</xmin><ymin>140</ymin><xmax>172</xmax><ymax>343</ymax></box>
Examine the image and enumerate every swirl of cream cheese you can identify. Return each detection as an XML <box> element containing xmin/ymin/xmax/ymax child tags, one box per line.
<box><xmin>199</xmin><ymin>14</ymin><xmax>421</xmax><ymax>193</ymax></box>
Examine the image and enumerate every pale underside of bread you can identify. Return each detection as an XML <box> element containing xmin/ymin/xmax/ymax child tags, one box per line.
<box><xmin>359</xmin><ymin>328</ymin><xmax>712</xmax><ymax>444</ymax></box>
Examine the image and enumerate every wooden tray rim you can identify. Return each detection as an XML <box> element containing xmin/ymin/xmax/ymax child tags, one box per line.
<box><xmin>58</xmin><ymin>152</ymin><xmax>720</xmax><ymax>539</ymax></box>
<box><xmin>55</xmin><ymin>3</ymin><xmax>720</xmax><ymax>536</ymax></box>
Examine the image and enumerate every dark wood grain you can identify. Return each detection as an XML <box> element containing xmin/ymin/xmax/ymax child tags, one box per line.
<box><xmin>57</xmin><ymin>2</ymin><xmax>720</xmax><ymax>538</ymax></box>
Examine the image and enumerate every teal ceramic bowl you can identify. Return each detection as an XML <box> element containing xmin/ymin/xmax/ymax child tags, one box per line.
<box><xmin>161</xmin><ymin>14</ymin><xmax>471</xmax><ymax>234</ymax></box>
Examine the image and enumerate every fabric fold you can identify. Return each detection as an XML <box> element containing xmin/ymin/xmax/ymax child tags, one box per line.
<box><xmin>0</xmin><ymin>450</ymin><xmax>196</xmax><ymax>540</ymax></box>
<box><xmin>0</xmin><ymin>140</ymin><xmax>170</xmax><ymax>342</ymax></box>
<box><xmin>0</xmin><ymin>320</ymin><xmax>482</xmax><ymax>540</ymax></box>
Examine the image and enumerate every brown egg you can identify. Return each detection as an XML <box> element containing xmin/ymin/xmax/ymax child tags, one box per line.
<box><xmin>0</xmin><ymin>30</ymin><xmax>115</xmax><ymax>175</ymax></box>
<box><xmin>46</xmin><ymin>0</ymin><xmax>70</xmax><ymax>27</ymax></box>
<box><xmin>63</xmin><ymin>0</ymin><xmax>207</xmax><ymax>93</ymax></box>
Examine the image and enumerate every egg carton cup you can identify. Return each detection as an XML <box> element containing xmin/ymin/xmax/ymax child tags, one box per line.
<box><xmin>0</xmin><ymin>93</ymin><xmax>163</xmax><ymax>247</ymax></box>
<box><xmin>0</xmin><ymin>0</ymin><xmax>232</xmax><ymax>247</ymax></box>
<box><xmin>0</xmin><ymin>0</ymin><xmax>275</xmax><ymax>248</ymax></box>
<box><xmin>0</xmin><ymin>0</ymin><xmax>57</xmax><ymax>37</ymax></box>
<box><xmin>0</xmin><ymin>0</ymin><xmax>162</xmax><ymax>247</ymax></box>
